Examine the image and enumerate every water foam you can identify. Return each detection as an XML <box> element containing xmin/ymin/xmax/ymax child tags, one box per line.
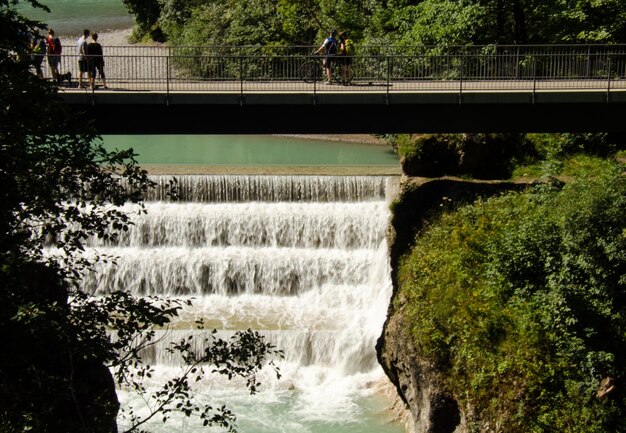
<box><xmin>85</xmin><ymin>175</ymin><xmax>400</xmax><ymax>432</ymax></box>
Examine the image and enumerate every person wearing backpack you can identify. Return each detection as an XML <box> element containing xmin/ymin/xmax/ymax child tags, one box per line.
<box><xmin>338</xmin><ymin>31</ymin><xmax>354</xmax><ymax>85</ymax></box>
<box><xmin>30</xmin><ymin>31</ymin><xmax>47</xmax><ymax>79</ymax></box>
<box><xmin>315</xmin><ymin>29</ymin><xmax>339</xmax><ymax>84</ymax></box>
<box><xmin>46</xmin><ymin>29</ymin><xmax>62</xmax><ymax>83</ymax></box>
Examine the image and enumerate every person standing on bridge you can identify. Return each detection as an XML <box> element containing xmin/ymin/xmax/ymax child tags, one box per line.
<box><xmin>338</xmin><ymin>31</ymin><xmax>354</xmax><ymax>85</ymax></box>
<box><xmin>46</xmin><ymin>29</ymin><xmax>62</xmax><ymax>84</ymax></box>
<box><xmin>87</xmin><ymin>33</ymin><xmax>107</xmax><ymax>90</ymax></box>
<box><xmin>315</xmin><ymin>29</ymin><xmax>339</xmax><ymax>84</ymax></box>
<box><xmin>29</xmin><ymin>30</ymin><xmax>46</xmax><ymax>79</ymax></box>
<box><xmin>77</xmin><ymin>29</ymin><xmax>90</xmax><ymax>88</ymax></box>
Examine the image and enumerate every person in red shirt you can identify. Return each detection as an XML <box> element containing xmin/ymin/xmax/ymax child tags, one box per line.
<box><xmin>46</xmin><ymin>29</ymin><xmax>61</xmax><ymax>82</ymax></box>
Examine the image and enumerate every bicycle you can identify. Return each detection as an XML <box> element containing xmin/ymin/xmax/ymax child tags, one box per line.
<box><xmin>299</xmin><ymin>55</ymin><xmax>341</xmax><ymax>84</ymax></box>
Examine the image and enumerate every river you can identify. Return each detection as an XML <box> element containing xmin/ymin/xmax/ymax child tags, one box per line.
<box><xmin>101</xmin><ymin>135</ymin><xmax>400</xmax><ymax>171</ymax></box>
<box><xmin>93</xmin><ymin>136</ymin><xmax>403</xmax><ymax>433</ymax></box>
<box><xmin>16</xmin><ymin>0</ymin><xmax>132</xmax><ymax>36</ymax></box>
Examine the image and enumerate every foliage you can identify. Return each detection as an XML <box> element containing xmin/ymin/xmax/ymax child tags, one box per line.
<box><xmin>396</xmin><ymin>133</ymin><xmax>536</xmax><ymax>179</ymax></box>
<box><xmin>513</xmin><ymin>154</ymin><xmax>622</xmax><ymax>179</ymax></box>
<box><xmin>1</xmin><ymin>2</ymin><xmax>281</xmax><ymax>432</ymax></box>
<box><xmin>532</xmin><ymin>0</ymin><xmax>626</xmax><ymax>43</ymax></box>
<box><xmin>391</xmin><ymin>132</ymin><xmax>626</xmax><ymax>180</ymax></box>
<box><xmin>390</xmin><ymin>0</ymin><xmax>487</xmax><ymax>46</ymax></box>
<box><xmin>121</xmin><ymin>0</ymin><xmax>164</xmax><ymax>41</ymax></box>
<box><xmin>527</xmin><ymin>133</ymin><xmax>626</xmax><ymax>160</ymax></box>
<box><xmin>120</xmin><ymin>0</ymin><xmax>626</xmax><ymax>45</ymax></box>
<box><xmin>162</xmin><ymin>0</ymin><xmax>372</xmax><ymax>47</ymax></box>
<box><xmin>396</xmin><ymin>165</ymin><xmax>626</xmax><ymax>432</ymax></box>
<box><xmin>370</xmin><ymin>0</ymin><xmax>626</xmax><ymax>45</ymax></box>
<box><xmin>276</xmin><ymin>0</ymin><xmax>321</xmax><ymax>44</ymax></box>
<box><xmin>509</xmin><ymin>133</ymin><xmax>626</xmax><ymax>178</ymax></box>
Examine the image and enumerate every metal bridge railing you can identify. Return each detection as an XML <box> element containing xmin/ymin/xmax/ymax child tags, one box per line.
<box><xmin>37</xmin><ymin>44</ymin><xmax>626</xmax><ymax>95</ymax></box>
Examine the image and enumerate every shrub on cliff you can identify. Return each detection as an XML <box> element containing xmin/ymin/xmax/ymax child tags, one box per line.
<box><xmin>528</xmin><ymin>133</ymin><xmax>626</xmax><ymax>162</ymax></box>
<box><xmin>396</xmin><ymin>165</ymin><xmax>626</xmax><ymax>432</ymax></box>
<box><xmin>396</xmin><ymin>133</ymin><xmax>536</xmax><ymax>179</ymax></box>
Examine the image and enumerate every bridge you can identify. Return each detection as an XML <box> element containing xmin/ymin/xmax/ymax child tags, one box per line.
<box><xmin>54</xmin><ymin>44</ymin><xmax>626</xmax><ymax>133</ymax></box>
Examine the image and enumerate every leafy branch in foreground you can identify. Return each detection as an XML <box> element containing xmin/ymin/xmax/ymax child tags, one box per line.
<box><xmin>1</xmin><ymin>2</ymin><xmax>282</xmax><ymax>432</ymax></box>
<box><xmin>71</xmin><ymin>291</ymin><xmax>284</xmax><ymax>432</ymax></box>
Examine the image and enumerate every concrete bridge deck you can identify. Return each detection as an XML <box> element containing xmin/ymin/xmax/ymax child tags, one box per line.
<box><xmin>54</xmin><ymin>45</ymin><xmax>626</xmax><ymax>133</ymax></box>
<box><xmin>61</xmin><ymin>81</ymin><xmax>626</xmax><ymax>134</ymax></box>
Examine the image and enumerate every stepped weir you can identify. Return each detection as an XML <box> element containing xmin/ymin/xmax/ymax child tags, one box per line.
<box><xmin>83</xmin><ymin>175</ymin><xmax>403</xmax><ymax>432</ymax></box>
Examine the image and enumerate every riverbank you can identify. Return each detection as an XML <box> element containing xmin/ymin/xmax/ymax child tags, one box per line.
<box><xmin>275</xmin><ymin>134</ymin><xmax>387</xmax><ymax>145</ymax></box>
<box><xmin>59</xmin><ymin>28</ymin><xmax>133</xmax><ymax>47</ymax></box>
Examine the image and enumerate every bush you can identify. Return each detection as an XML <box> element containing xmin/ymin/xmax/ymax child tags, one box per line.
<box><xmin>528</xmin><ymin>133</ymin><xmax>626</xmax><ymax>160</ymax></box>
<box><xmin>397</xmin><ymin>133</ymin><xmax>536</xmax><ymax>179</ymax></box>
<box><xmin>396</xmin><ymin>165</ymin><xmax>626</xmax><ymax>432</ymax></box>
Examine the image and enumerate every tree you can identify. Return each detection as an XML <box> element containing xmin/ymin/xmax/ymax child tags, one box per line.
<box><xmin>389</xmin><ymin>0</ymin><xmax>488</xmax><ymax>46</ymax></box>
<box><xmin>120</xmin><ymin>0</ymin><xmax>164</xmax><ymax>41</ymax></box>
<box><xmin>0</xmin><ymin>1</ymin><xmax>281</xmax><ymax>432</ymax></box>
<box><xmin>361</xmin><ymin>0</ymin><xmax>626</xmax><ymax>46</ymax></box>
<box><xmin>120</xmin><ymin>0</ymin><xmax>626</xmax><ymax>45</ymax></box>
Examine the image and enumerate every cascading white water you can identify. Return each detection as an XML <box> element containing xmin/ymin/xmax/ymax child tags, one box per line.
<box><xmin>84</xmin><ymin>175</ymin><xmax>403</xmax><ymax>433</ymax></box>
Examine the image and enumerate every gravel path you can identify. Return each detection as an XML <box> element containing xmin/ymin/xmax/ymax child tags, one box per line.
<box><xmin>59</xmin><ymin>28</ymin><xmax>134</xmax><ymax>49</ymax></box>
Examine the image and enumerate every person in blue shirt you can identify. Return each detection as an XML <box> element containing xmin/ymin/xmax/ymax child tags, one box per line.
<box><xmin>315</xmin><ymin>30</ymin><xmax>339</xmax><ymax>84</ymax></box>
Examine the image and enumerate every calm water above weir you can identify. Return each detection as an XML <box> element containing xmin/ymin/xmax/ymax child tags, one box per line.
<box><xmin>101</xmin><ymin>135</ymin><xmax>400</xmax><ymax>168</ymax></box>
<box><xmin>16</xmin><ymin>0</ymin><xmax>132</xmax><ymax>35</ymax></box>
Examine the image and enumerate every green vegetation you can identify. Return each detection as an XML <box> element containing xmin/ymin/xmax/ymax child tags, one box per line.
<box><xmin>389</xmin><ymin>130</ymin><xmax>626</xmax><ymax>433</ymax></box>
<box><xmin>122</xmin><ymin>0</ymin><xmax>626</xmax><ymax>46</ymax></box>
<box><xmin>512</xmin><ymin>153</ymin><xmax>620</xmax><ymax>179</ymax></box>
<box><xmin>392</xmin><ymin>133</ymin><xmax>536</xmax><ymax>179</ymax></box>
<box><xmin>510</xmin><ymin>133</ymin><xmax>626</xmax><ymax>179</ymax></box>
<box><xmin>392</xmin><ymin>132</ymin><xmax>626</xmax><ymax>179</ymax></box>
<box><xmin>396</xmin><ymin>165</ymin><xmax>626</xmax><ymax>432</ymax></box>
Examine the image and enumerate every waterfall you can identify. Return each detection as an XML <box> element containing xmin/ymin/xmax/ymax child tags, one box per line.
<box><xmin>84</xmin><ymin>175</ymin><xmax>400</xmax><ymax>433</ymax></box>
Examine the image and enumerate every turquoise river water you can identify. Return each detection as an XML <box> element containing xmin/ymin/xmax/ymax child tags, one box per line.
<box><xmin>101</xmin><ymin>135</ymin><xmax>399</xmax><ymax>167</ymax></box>
<box><xmin>16</xmin><ymin>0</ymin><xmax>132</xmax><ymax>35</ymax></box>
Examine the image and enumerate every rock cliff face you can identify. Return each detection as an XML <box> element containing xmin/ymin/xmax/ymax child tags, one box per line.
<box><xmin>378</xmin><ymin>304</ymin><xmax>464</xmax><ymax>433</ymax></box>
<box><xmin>377</xmin><ymin>177</ymin><xmax>529</xmax><ymax>433</ymax></box>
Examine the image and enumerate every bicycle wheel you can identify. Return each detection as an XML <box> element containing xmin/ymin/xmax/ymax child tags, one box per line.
<box><xmin>300</xmin><ymin>60</ymin><xmax>320</xmax><ymax>83</ymax></box>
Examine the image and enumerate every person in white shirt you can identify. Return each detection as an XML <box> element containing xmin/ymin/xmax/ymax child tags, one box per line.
<box><xmin>77</xmin><ymin>29</ymin><xmax>90</xmax><ymax>88</ymax></box>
